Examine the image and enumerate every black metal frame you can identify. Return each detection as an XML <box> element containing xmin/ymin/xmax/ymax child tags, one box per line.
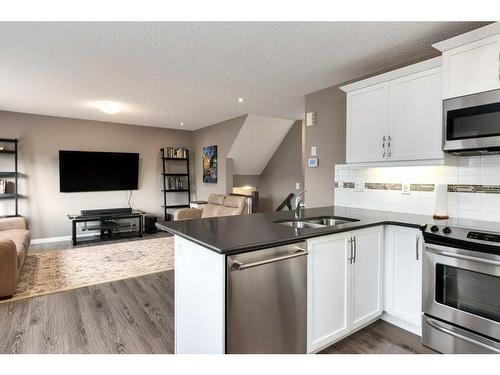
<box><xmin>0</xmin><ymin>138</ymin><xmax>19</xmax><ymax>217</ymax></box>
<box><xmin>69</xmin><ymin>212</ymin><xmax>144</xmax><ymax>246</ymax></box>
<box><xmin>161</xmin><ymin>148</ymin><xmax>191</xmax><ymax>221</ymax></box>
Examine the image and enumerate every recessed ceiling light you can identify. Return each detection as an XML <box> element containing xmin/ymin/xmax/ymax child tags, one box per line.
<box><xmin>238</xmin><ymin>98</ymin><xmax>244</xmax><ymax>103</ymax></box>
<box><xmin>180</xmin><ymin>122</ymin><xmax>185</xmax><ymax>126</ymax></box>
<box><xmin>97</xmin><ymin>101</ymin><xmax>123</xmax><ymax>114</ymax></box>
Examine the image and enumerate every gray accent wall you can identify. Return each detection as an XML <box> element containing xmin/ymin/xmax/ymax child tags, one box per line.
<box><xmin>0</xmin><ymin>111</ymin><xmax>192</xmax><ymax>239</ymax></box>
<box><xmin>259</xmin><ymin>120</ymin><xmax>304</xmax><ymax>212</ymax></box>
<box><xmin>191</xmin><ymin>115</ymin><xmax>246</xmax><ymax>200</ymax></box>
<box><xmin>304</xmin><ymin>85</ymin><xmax>346</xmax><ymax>207</ymax></box>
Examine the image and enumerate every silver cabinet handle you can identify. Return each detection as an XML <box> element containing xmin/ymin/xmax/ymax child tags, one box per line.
<box><xmin>232</xmin><ymin>249</ymin><xmax>307</xmax><ymax>270</ymax></box>
<box><xmin>425</xmin><ymin>246</ymin><xmax>500</xmax><ymax>267</ymax></box>
<box><xmin>382</xmin><ymin>136</ymin><xmax>386</xmax><ymax>158</ymax></box>
<box><xmin>353</xmin><ymin>236</ymin><xmax>357</xmax><ymax>263</ymax></box>
<box><xmin>347</xmin><ymin>237</ymin><xmax>353</xmax><ymax>264</ymax></box>
<box><xmin>387</xmin><ymin>135</ymin><xmax>392</xmax><ymax>157</ymax></box>
<box><xmin>416</xmin><ymin>236</ymin><xmax>419</xmax><ymax>261</ymax></box>
<box><xmin>425</xmin><ymin>317</ymin><xmax>500</xmax><ymax>353</ymax></box>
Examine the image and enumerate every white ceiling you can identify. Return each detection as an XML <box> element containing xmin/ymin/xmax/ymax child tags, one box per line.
<box><xmin>0</xmin><ymin>22</ymin><xmax>488</xmax><ymax>130</ymax></box>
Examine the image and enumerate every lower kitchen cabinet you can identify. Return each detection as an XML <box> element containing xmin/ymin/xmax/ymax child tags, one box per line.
<box><xmin>307</xmin><ymin>227</ymin><xmax>383</xmax><ymax>353</ymax></box>
<box><xmin>383</xmin><ymin>225</ymin><xmax>423</xmax><ymax>334</ymax></box>
<box><xmin>351</xmin><ymin>227</ymin><xmax>383</xmax><ymax>330</ymax></box>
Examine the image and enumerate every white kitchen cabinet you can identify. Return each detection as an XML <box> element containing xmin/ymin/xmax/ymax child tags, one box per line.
<box><xmin>346</xmin><ymin>83</ymin><xmax>389</xmax><ymax>163</ymax></box>
<box><xmin>307</xmin><ymin>226</ymin><xmax>383</xmax><ymax>353</ymax></box>
<box><xmin>341</xmin><ymin>57</ymin><xmax>443</xmax><ymax>164</ymax></box>
<box><xmin>388</xmin><ymin>68</ymin><xmax>443</xmax><ymax>161</ymax></box>
<box><xmin>383</xmin><ymin>226</ymin><xmax>422</xmax><ymax>334</ymax></box>
<box><xmin>351</xmin><ymin>227</ymin><xmax>383</xmax><ymax>330</ymax></box>
<box><xmin>441</xmin><ymin>35</ymin><xmax>500</xmax><ymax>99</ymax></box>
<box><xmin>307</xmin><ymin>233</ymin><xmax>351</xmax><ymax>352</ymax></box>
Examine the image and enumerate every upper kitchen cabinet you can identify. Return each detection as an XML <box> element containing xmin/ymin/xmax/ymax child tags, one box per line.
<box><xmin>341</xmin><ymin>57</ymin><xmax>443</xmax><ymax>164</ymax></box>
<box><xmin>346</xmin><ymin>83</ymin><xmax>389</xmax><ymax>163</ymax></box>
<box><xmin>389</xmin><ymin>67</ymin><xmax>442</xmax><ymax>161</ymax></box>
<box><xmin>433</xmin><ymin>23</ymin><xmax>500</xmax><ymax>99</ymax></box>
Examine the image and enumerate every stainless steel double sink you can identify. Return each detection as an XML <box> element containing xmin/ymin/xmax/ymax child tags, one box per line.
<box><xmin>274</xmin><ymin>216</ymin><xmax>359</xmax><ymax>229</ymax></box>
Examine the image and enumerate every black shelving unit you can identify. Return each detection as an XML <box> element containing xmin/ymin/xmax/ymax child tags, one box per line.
<box><xmin>0</xmin><ymin>138</ymin><xmax>19</xmax><ymax>217</ymax></box>
<box><xmin>161</xmin><ymin>148</ymin><xmax>191</xmax><ymax>221</ymax></box>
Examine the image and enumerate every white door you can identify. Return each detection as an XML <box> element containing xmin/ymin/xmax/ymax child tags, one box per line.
<box><xmin>384</xmin><ymin>226</ymin><xmax>422</xmax><ymax>328</ymax></box>
<box><xmin>347</xmin><ymin>83</ymin><xmax>389</xmax><ymax>163</ymax></box>
<box><xmin>443</xmin><ymin>35</ymin><xmax>500</xmax><ymax>99</ymax></box>
<box><xmin>351</xmin><ymin>227</ymin><xmax>383</xmax><ymax>330</ymax></box>
<box><xmin>388</xmin><ymin>67</ymin><xmax>443</xmax><ymax>161</ymax></box>
<box><xmin>307</xmin><ymin>233</ymin><xmax>351</xmax><ymax>353</ymax></box>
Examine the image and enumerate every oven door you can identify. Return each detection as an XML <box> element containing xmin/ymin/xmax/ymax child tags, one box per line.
<box><xmin>423</xmin><ymin>243</ymin><xmax>500</xmax><ymax>340</ymax></box>
<box><xmin>443</xmin><ymin>88</ymin><xmax>500</xmax><ymax>153</ymax></box>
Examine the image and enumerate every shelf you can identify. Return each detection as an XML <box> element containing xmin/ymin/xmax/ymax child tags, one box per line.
<box><xmin>0</xmin><ymin>138</ymin><xmax>17</xmax><ymax>143</ymax></box>
<box><xmin>162</xmin><ymin>204</ymin><xmax>190</xmax><ymax>209</ymax></box>
<box><xmin>0</xmin><ymin>193</ymin><xmax>19</xmax><ymax>199</ymax></box>
<box><xmin>163</xmin><ymin>189</ymin><xmax>189</xmax><ymax>192</ymax></box>
<box><xmin>0</xmin><ymin>150</ymin><xmax>16</xmax><ymax>154</ymax></box>
<box><xmin>162</xmin><ymin>157</ymin><xmax>188</xmax><ymax>161</ymax></box>
<box><xmin>162</xmin><ymin>173</ymin><xmax>188</xmax><ymax>177</ymax></box>
<box><xmin>0</xmin><ymin>172</ymin><xmax>17</xmax><ymax>177</ymax></box>
<box><xmin>82</xmin><ymin>223</ymin><xmax>138</xmax><ymax>231</ymax></box>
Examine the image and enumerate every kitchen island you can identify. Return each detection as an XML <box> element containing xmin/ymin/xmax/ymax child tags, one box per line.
<box><xmin>156</xmin><ymin>205</ymin><xmax>500</xmax><ymax>354</ymax></box>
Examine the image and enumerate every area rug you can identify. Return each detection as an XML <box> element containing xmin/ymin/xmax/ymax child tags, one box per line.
<box><xmin>1</xmin><ymin>236</ymin><xmax>174</xmax><ymax>303</ymax></box>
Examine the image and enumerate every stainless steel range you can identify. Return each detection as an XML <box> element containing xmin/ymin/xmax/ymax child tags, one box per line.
<box><xmin>422</xmin><ymin>224</ymin><xmax>500</xmax><ymax>353</ymax></box>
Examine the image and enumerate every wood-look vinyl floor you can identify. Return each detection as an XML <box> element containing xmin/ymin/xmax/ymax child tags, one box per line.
<box><xmin>0</xmin><ymin>271</ymin><xmax>174</xmax><ymax>354</ymax></box>
<box><xmin>320</xmin><ymin>319</ymin><xmax>437</xmax><ymax>354</ymax></box>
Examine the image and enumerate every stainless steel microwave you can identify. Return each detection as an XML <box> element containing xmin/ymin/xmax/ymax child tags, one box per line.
<box><xmin>443</xmin><ymin>88</ymin><xmax>500</xmax><ymax>156</ymax></box>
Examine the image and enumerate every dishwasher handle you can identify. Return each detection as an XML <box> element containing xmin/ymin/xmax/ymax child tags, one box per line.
<box><xmin>232</xmin><ymin>248</ymin><xmax>308</xmax><ymax>271</ymax></box>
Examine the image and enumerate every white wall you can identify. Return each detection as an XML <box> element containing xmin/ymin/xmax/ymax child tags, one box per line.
<box><xmin>335</xmin><ymin>155</ymin><xmax>500</xmax><ymax>223</ymax></box>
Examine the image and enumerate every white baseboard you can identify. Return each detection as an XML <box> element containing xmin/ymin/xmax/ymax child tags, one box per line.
<box><xmin>380</xmin><ymin>312</ymin><xmax>421</xmax><ymax>336</ymax></box>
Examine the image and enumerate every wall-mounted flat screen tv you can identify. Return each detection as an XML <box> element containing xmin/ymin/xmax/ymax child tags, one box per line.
<box><xmin>59</xmin><ymin>150</ymin><xmax>139</xmax><ymax>192</ymax></box>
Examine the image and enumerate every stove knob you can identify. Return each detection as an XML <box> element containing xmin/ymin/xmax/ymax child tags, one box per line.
<box><xmin>442</xmin><ymin>226</ymin><xmax>452</xmax><ymax>234</ymax></box>
<box><xmin>430</xmin><ymin>225</ymin><xmax>439</xmax><ymax>232</ymax></box>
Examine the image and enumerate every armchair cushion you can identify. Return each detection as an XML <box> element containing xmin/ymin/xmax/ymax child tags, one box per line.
<box><xmin>0</xmin><ymin>217</ymin><xmax>27</xmax><ymax>231</ymax></box>
<box><xmin>174</xmin><ymin>208</ymin><xmax>203</xmax><ymax>221</ymax></box>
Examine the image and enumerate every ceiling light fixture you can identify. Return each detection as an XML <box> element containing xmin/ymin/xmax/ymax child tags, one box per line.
<box><xmin>96</xmin><ymin>101</ymin><xmax>123</xmax><ymax>114</ymax></box>
<box><xmin>180</xmin><ymin>122</ymin><xmax>185</xmax><ymax>126</ymax></box>
<box><xmin>238</xmin><ymin>98</ymin><xmax>244</xmax><ymax>103</ymax></box>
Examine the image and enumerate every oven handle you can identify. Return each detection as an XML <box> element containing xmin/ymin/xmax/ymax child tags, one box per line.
<box><xmin>425</xmin><ymin>246</ymin><xmax>500</xmax><ymax>267</ymax></box>
<box><xmin>425</xmin><ymin>317</ymin><xmax>500</xmax><ymax>353</ymax></box>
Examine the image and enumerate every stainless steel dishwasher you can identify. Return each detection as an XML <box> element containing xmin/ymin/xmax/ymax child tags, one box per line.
<box><xmin>226</xmin><ymin>242</ymin><xmax>307</xmax><ymax>354</ymax></box>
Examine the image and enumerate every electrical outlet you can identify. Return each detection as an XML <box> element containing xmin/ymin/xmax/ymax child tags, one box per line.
<box><xmin>402</xmin><ymin>183</ymin><xmax>411</xmax><ymax>195</ymax></box>
<box><xmin>355</xmin><ymin>182</ymin><xmax>364</xmax><ymax>192</ymax></box>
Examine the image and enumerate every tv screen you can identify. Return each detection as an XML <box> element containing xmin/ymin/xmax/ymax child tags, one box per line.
<box><xmin>59</xmin><ymin>150</ymin><xmax>139</xmax><ymax>192</ymax></box>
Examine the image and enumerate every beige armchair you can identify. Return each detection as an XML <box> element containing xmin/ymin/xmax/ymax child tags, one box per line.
<box><xmin>0</xmin><ymin>217</ymin><xmax>30</xmax><ymax>298</ymax></box>
<box><xmin>174</xmin><ymin>193</ymin><xmax>246</xmax><ymax>221</ymax></box>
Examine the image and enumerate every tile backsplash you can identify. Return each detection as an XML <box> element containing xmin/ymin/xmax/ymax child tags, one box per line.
<box><xmin>334</xmin><ymin>155</ymin><xmax>500</xmax><ymax>223</ymax></box>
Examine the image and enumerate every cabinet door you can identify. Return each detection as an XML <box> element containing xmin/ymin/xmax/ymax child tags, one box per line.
<box><xmin>388</xmin><ymin>68</ymin><xmax>443</xmax><ymax>161</ymax></box>
<box><xmin>443</xmin><ymin>35</ymin><xmax>500</xmax><ymax>99</ymax></box>
<box><xmin>384</xmin><ymin>226</ymin><xmax>422</xmax><ymax>328</ymax></box>
<box><xmin>351</xmin><ymin>227</ymin><xmax>383</xmax><ymax>330</ymax></box>
<box><xmin>347</xmin><ymin>83</ymin><xmax>389</xmax><ymax>163</ymax></box>
<box><xmin>307</xmin><ymin>233</ymin><xmax>351</xmax><ymax>353</ymax></box>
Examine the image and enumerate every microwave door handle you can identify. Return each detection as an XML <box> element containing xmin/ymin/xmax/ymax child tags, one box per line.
<box><xmin>425</xmin><ymin>246</ymin><xmax>500</xmax><ymax>267</ymax></box>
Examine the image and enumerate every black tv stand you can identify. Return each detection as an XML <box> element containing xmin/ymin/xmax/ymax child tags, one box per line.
<box><xmin>68</xmin><ymin>209</ymin><xmax>145</xmax><ymax>246</ymax></box>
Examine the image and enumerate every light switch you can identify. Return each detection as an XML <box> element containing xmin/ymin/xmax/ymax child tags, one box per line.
<box><xmin>295</xmin><ymin>182</ymin><xmax>300</xmax><ymax>190</ymax></box>
<box><xmin>306</xmin><ymin>112</ymin><xmax>316</xmax><ymax>126</ymax></box>
<box><xmin>311</xmin><ymin>146</ymin><xmax>317</xmax><ymax>156</ymax></box>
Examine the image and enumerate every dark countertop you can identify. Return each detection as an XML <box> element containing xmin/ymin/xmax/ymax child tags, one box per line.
<box><xmin>156</xmin><ymin>205</ymin><xmax>500</xmax><ymax>255</ymax></box>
